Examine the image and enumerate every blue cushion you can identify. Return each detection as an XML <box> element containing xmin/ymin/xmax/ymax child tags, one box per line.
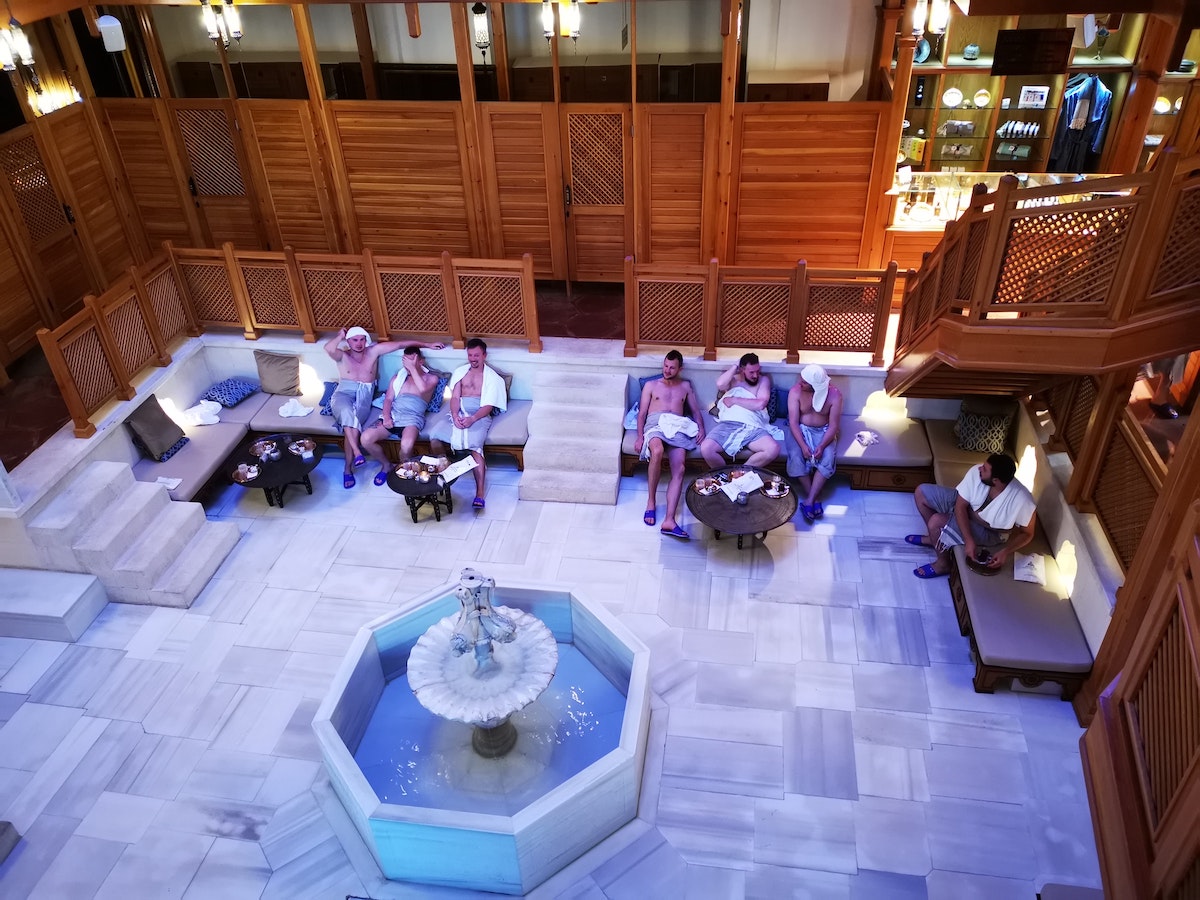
<box><xmin>427</xmin><ymin>373</ymin><xmax>451</xmax><ymax>414</ymax></box>
<box><xmin>319</xmin><ymin>381</ymin><xmax>337</xmax><ymax>417</ymax></box>
<box><xmin>771</xmin><ymin>387</ymin><xmax>788</xmax><ymax>422</ymax></box>
<box><xmin>201</xmin><ymin>378</ymin><xmax>259</xmax><ymax>408</ymax></box>
<box><xmin>131</xmin><ymin>432</ymin><xmax>190</xmax><ymax>463</ymax></box>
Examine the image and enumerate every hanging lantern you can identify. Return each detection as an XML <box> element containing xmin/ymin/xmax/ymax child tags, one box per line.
<box><xmin>541</xmin><ymin>1</ymin><xmax>554</xmax><ymax>41</ymax></box>
<box><xmin>559</xmin><ymin>0</ymin><xmax>580</xmax><ymax>42</ymax></box>
<box><xmin>5</xmin><ymin>16</ymin><xmax>32</xmax><ymax>65</ymax></box>
<box><xmin>909</xmin><ymin>0</ymin><xmax>928</xmax><ymax>37</ymax></box>
<box><xmin>472</xmin><ymin>3</ymin><xmax>490</xmax><ymax>57</ymax></box>
<box><xmin>927</xmin><ymin>0</ymin><xmax>951</xmax><ymax>36</ymax></box>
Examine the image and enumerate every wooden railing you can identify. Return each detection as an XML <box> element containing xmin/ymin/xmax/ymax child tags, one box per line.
<box><xmin>895</xmin><ymin>151</ymin><xmax>1200</xmax><ymax>355</ymax></box>
<box><xmin>623</xmin><ymin>257</ymin><xmax>897</xmax><ymax>364</ymax></box>
<box><xmin>38</xmin><ymin>244</ymin><xmax>541</xmax><ymax>438</ymax></box>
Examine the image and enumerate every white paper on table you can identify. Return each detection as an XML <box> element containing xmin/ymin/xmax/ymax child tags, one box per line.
<box><xmin>419</xmin><ymin>455</ymin><xmax>441</xmax><ymax>466</ymax></box>
<box><xmin>155</xmin><ymin>476</ymin><xmax>183</xmax><ymax>490</ymax></box>
<box><xmin>1013</xmin><ymin>552</ymin><xmax>1047</xmax><ymax>585</ymax></box>
<box><xmin>441</xmin><ymin>456</ymin><xmax>479</xmax><ymax>482</ymax></box>
<box><xmin>720</xmin><ymin>470</ymin><xmax>764</xmax><ymax>501</ymax></box>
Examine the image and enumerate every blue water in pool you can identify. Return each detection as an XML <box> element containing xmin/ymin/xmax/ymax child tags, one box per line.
<box><xmin>353</xmin><ymin>644</ymin><xmax>627</xmax><ymax>815</ymax></box>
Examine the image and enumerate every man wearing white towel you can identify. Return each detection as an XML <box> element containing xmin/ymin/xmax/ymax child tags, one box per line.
<box><xmin>699</xmin><ymin>353</ymin><xmax>782</xmax><ymax>470</ymax></box>
<box><xmin>430</xmin><ymin>338</ymin><xmax>507</xmax><ymax>509</ymax></box>
<box><xmin>360</xmin><ymin>346</ymin><xmax>442</xmax><ymax>486</ymax></box>
<box><xmin>635</xmin><ymin>350</ymin><xmax>705</xmax><ymax>540</ymax></box>
<box><xmin>324</xmin><ymin>326</ymin><xmax>445</xmax><ymax>489</ymax></box>
<box><xmin>786</xmin><ymin>363</ymin><xmax>843</xmax><ymax>523</ymax></box>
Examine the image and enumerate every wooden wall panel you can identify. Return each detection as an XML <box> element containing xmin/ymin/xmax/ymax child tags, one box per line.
<box><xmin>478</xmin><ymin>103</ymin><xmax>565</xmax><ymax>278</ymax></box>
<box><xmin>640</xmin><ymin>106</ymin><xmax>713</xmax><ymax>264</ymax></box>
<box><xmin>100</xmin><ymin>99</ymin><xmax>196</xmax><ymax>247</ymax></box>
<box><xmin>730</xmin><ymin>104</ymin><xmax>884</xmax><ymax>268</ymax></box>
<box><xmin>240</xmin><ymin>101</ymin><xmax>338</xmax><ymax>253</ymax></box>
<box><xmin>328</xmin><ymin>103</ymin><xmax>477</xmax><ymax>255</ymax></box>
<box><xmin>882</xmin><ymin>227</ymin><xmax>943</xmax><ymax>306</ymax></box>
<box><xmin>42</xmin><ymin>107</ymin><xmax>134</xmax><ymax>285</ymax></box>
<box><xmin>572</xmin><ymin>214</ymin><xmax>626</xmax><ymax>279</ymax></box>
<box><xmin>0</xmin><ymin>223</ymin><xmax>41</xmax><ymax>361</ymax></box>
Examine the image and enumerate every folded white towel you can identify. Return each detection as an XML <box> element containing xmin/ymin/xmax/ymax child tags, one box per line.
<box><xmin>180</xmin><ymin>399</ymin><xmax>221</xmax><ymax>426</ymax></box>
<box><xmin>657</xmin><ymin>413</ymin><xmax>698</xmax><ymax>440</ymax></box>
<box><xmin>155</xmin><ymin>476</ymin><xmax>183</xmax><ymax>490</ymax></box>
<box><xmin>279</xmin><ymin>398</ymin><xmax>313</xmax><ymax>418</ymax></box>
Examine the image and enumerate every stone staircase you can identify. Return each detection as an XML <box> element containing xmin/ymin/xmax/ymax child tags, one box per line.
<box><xmin>26</xmin><ymin>461</ymin><xmax>239</xmax><ymax>608</ymax></box>
<box><xmin>518</xmin><ymin>370</ymin><xmax>627</xmax><ymax>504</ymax></box>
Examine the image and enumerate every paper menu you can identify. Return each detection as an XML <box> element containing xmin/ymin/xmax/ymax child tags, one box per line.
<box><xmin>720</xmin><ymin>470</ymin><xmax>764</xmax><ymax>501</ymax></box>
<box><xmin>441</xmin><ymin>456</ymin><xmax>479</xmax><ymax>482</ymax></box>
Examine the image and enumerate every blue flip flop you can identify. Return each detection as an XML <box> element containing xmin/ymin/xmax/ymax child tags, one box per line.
<box><xmin>644</xmin><ymin>509</ymin><xmax>656</xmax><ymax>527</ymax></box>
<box><xmin>343</xmin><ymin>472</ymin><xmax>356</xmax><ymax>489</ymax></box>
<box><xmin>660</xmin><ymin>525</ymin><xmax>689</xmax><ymax>540</ymax></box>
<box><xmin>373</xmin><ymin>468</ymin><xmax>389</xmax><ymax>487</ymax></box>
<box><xmin>904</xmin><ymin>534</ymin><xmax>930</xmax><ymax>547</ymax></box>
<box><xmin>913</xmin><ymin>564</ymin><xmax>947</xmax><ymax>579</ymax></box>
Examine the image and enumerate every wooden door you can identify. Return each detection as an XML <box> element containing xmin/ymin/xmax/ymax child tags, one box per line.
<box><xmin>561</xmin><ymin>106</ymin><xmax>632</xmax><ymax>282</ymax></box>
<box><xmin>238</xmin><ymin>100</ymin><xmax>340</xmax><ymax>253</ymax></box>
<box><xmin>0</xmin><ymin>128</ymin><xmax>94</xmax><ymax>320</ymax></box>
<box><xmin>172</xmin><ymin>100</ymin><xmax>267</xmax><ymax>250</ymax></box>
<box><xmin>39</xmin><ymin>105</ymin><xmax>138</xmax><ymax>285</ymax></box>
<box><xmin>0</xmin><ymin>212</ymin><xmax>43</xmax><ymax>364</ymax></box>
<box><xmin>477</xmin><ymin>103</ymin><xmax>567</xmax><ymax>279</ymax></box>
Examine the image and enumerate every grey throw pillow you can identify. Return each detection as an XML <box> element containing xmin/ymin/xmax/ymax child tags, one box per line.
<box><xmin>254</xmin><ymin>350</ymin><xmax>301</xmax><ymax>396</ymax></box>
<box><xmin>954</xmin><ymin>396</ymin><xmax>1017</xmax><ymax>454</ymax></box>
<box><xmin>126</xmin><ymin>395</ymin><xmax>186</xmax><ymax>461</ymax></box>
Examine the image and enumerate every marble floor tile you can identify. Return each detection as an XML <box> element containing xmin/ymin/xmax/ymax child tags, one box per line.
<box><xmin>921</xmin><ymin>605</ymin><xmax>972</xmax><ymax>666</ymax></box>
<box><xmin>666</xmin><ymin>706</ymin><xmax>784</xmax><ymax>746</ymax></box>
<box><xmin>75</xmin><ymin>790</ymin><xmax>165</xmax><ymax>843</ymax></box>
<box><xmin>696</xmin><ymin>661</ymin><xmax>797</xmax><ymax>711</ymax></box>
<box><xmin>683</xmin><ymin>864</ymin><xmax>747</xmax><ymax>898</ymax></box>
<box><xmin>182</xmin><ymin>836</ymin><xmax>272</xmax><ymax>900</ymax></box>
<box><xmin>660</xmin><ymin>734</ymin><xmax>784</xmax><ymax>799</ymax></box>
<box><xmin>216</xmin><ymin>645</ymin><xmax>291</xmax><ymax>687</ymax></box>
<box><xmin>926</xmin><ymin>663</ymin><xmax>1022</xmax><ymax>716</ymax></box>
<box><xmin>75</xmin><ymin>604</ymin><xmax>154</xmax><ymax>650</ymax></box>
<box><xmin>855</xmin><ymin>606</ymin><xmax>930</xmax><ymax>666</ymax></box>
<box><xmin>0</xmin><ymin>636</ymin><xmax>32</xmax><ymax>673</ymax></box>
<box><xmin>92</xmin><ymin>826</ymin><xmax>214</xmax><ymax>900</ymax></box>
<box><xmin>0</xmin><ymin>641</ymin><xmax>68</xmax><ymax>694</ymax></box>
<box><xmin>747</xmin><ymin>601</ymin><xmax>803</xmax><ymax>663</ymax></box>
<box><xmin>0</xmin><ymin>691</ymin><xmax>25</xmax><ymax>727</ymax></box>
<box><xmin>26</xmin><ymin>645</ymin><xmax>124</xmax><ymax>708</ymax></box>
<box><xmin>928</xmin><ymin>709</ymin><xmax>1028</xmax><ymax>752</ymax></box>
<box><xmin>656</xmin><ymin>786</ymin><xmax>755</xmax><ymax>869</ymax></box>
<box><xmin>784</xmin><ymin>707</ymin><xmax>858</xmax><ymax>799</ymax></box>
<box><xmin>745</xmin><ymin>862</ymin><xmax>852</xmax><ymax>899</ymax></box>
<box><xmin>658</xmin><ymin>567</ymin><xmax>714</xmax><ymax>629</ymax></box>
<box><xmin>122</xmin><ymin>607</ymin><xmax>187</xmax><ymax>659</ymax></box>
<box><xmin>180</xmin><ymin>748</ymin><xmax>274</xmax><ymax>802</ymax></box>
<box><xmin>590</xmin><ymin>829</ymin><xmax>689</xmax><ymax>900</ymax></box>
<box><xmin>925</xmin><ymin>868</ymin><xmax>1034</xmax><ymax>900</ymax></box>
<box><xmin>142</xmin><ymin>670</ymin><xmax>246</xmax><ymax>741</ymax></box>
<box><xmin>42</xmin><ymin>718</ymin><xmax>144</xmax><ymax>820</ymax></box>
<box><xmin>850</xmin><ymin>869</ymin><xmax>929</xmax><ymax>900</ymax></box>
<box><xmin>798</xmin><ymin>604</ymin><xmax>859</xmax><ymax>664</ymax></box>
<box><xmin>794</xmin><ymin>660</ymin><xmax>857</xmax><ymax>712</ymax></box>
<box><xmin>260</xmin><ymin>834</ymin><xmax>365</xmax><ymax>900</ymax></box>
<box><xmin>852</xmin><ymin>709</ymin><xmax>932</xmax><ymax>749</ymax></box>
<box><xmin>5</xmin><ymin>716</ymin><xmax>108</xmax><ymax>832</ymax></box>
<box><xmin>106</xmin><ymin>734</ymin><xmax>208</xmax><ymax>800</ymax></box>
<box><xmin>27</xmin><ymin>834</ymin><xmax>126</xmax><ymax>900</ymax></box>
<box><xmin>211</xmin><ymin>686</ymin><xmax>303</xmax><ymax>755</ymax></box>
<box><xmin>754</xmin><ymin>794</ymin><xmax>856</xmax><ymax>874</ymax></box>
<box><xmin>84</xmin><ymin>656</ymin><xmax>178</xmax><ymax>722</ymax></box>
<box><xmin>855</xmin><ymin>741</ymin><xmax>930</xmax><ymax>802</ymax></box>
<box><xmin>925</xmin><ymin>796</ymin><xmax>1037</xmax><ymax>879</ymax></box>
<box><xmin>0</xmin><ymin>814</ymin><xmax>81</xmax><ymax>899</ymax></box>
<box><xmin>188</xmin><ymin>578</ymin><xmax>266</xmax><ymax>625</ymax></box>
<box><xmin>853</xmin><ymin>662</ymin><xmax>931</xmax><ymax>714</ymax></box>
<box><xmin>0</xmin><ymin>702</ymin><xmax>83</xmax><ymax>771</ymax></box>
<box><xmin>678</xmin><ymin>627</ymin><xmax>756</xmax><ymax>665</ymax></box>
<box><xmin>854</xmin><ymin>795</ymin><xmax>931</xmax><ymax>876</ymax></box>
<box><xmin>236</xmin><ymin>587</ymin><xmax>321</xmax><ymax>650</ymax></box>
<box><xmin>925</xmin><ymin>743</ymin><xmax>1030</xmax><ymax>804</ymax></box>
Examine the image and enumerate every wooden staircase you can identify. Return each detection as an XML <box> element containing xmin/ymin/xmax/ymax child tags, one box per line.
<box><xmin>886</xmin><ymin>151</ymin><xmax>1200</xmax><ymax>401</ymax></box>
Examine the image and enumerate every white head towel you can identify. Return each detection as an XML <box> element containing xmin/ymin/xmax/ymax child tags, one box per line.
<box><xmin>801</xmin><ymin>364</ymin><xmax>830</xmax><ymax>412</ymax></box>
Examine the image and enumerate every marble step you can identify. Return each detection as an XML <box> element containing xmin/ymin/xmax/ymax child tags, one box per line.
<box><xmin>522</xmin><ymin>435</ymin><xmax>620</xmax><ymax>474</ymax></box>
<box><xmin>105</xmin><ymin>501</ymin><xmax>207</xmax><ymax>590</ymax></box>
<box><xmin>518</xmin><ymin>469</ymin><xmax>620</xmax><ymax>505</ymax></box>
<box><xmin>527</xmin><ymin>402</ymin><xmax>625</xmax><ymax>432</ymax></box>
<box><xmin>0</xmin><ymin>568</ymin><xmax>107</xmax><ymax>641</ymax></box>
<box><xmin>72</xmin><ymin>482</ymin><xmax>171</xmax><ymax>573</ymax></box>
<box><xmin>105</xmin><ymin>521</ymin><xmax>240</xmax><ymax>608</ymax></box>
<box><xmin>530</xmin><ymin>372</ymin><xmax>628</xmax><ymax>408</ymax></box>
<box><xmin>27</xmin><ymin>461</ymin><xmax>136</xmax><ymax>571</ymax></box>
<box><xmin>0</xmin><ymin>821</ymin><xmax>17</xmax><ymax>865</ymax></box>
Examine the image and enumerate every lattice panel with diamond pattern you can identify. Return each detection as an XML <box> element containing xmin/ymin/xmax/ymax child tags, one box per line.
<box><xmin>1149</xmin><ymin>182</ymin><xmax>1200</xmax><ymax>302</ymax></box>
<box><xmin>568</xmin><ymin>114</ymin><xmax>624</xmax><ymax>207</ymax></box>
<box><xmin>103</xmin><ymin>292</ymin><xmax>156</xmax><ymax>376</ymax></box>
<box><xmin>718</xmin><ymin>282</ymin><xmax>788</xmax><ymax>347</ymax></box>
<box><xmin>145</xmin><ymin>268</ymin><xmax>187</xmax><ymax>345</ymax></box>
<box><xmin>379</xmin><ymin>271</ymin><xmax>450</xmax><ymax>335</ymax></box>
<box><xmin>303</xmin><ymin>267</ymin><xmax>370</xmax><ymax>331</ymax></box>
<box><xmin>182</xmin><ymin>262</ymin><xmax>238</xmax><ymax>324</ymax></box>
<box><xmin>959</xmin><ymin>220</ymin><xmax>988</xmax><ymax>300</ymax></box>
<box><xmin>992</xmin><ymin>206</ymin><xmax>1134</xmax><ymax>308</ymax></box>
<box><xmin>1062</xmin><ymin>376</ymin><xmax>1097</xmax><ymax>459</ymax></box>
<box><xmin>0</xmin><ymin>135</ymin><xmax>67</xmax><ymax>243</ymax></box>
<box><xmin>1093</xmin><ymin>425</ymin><xmax>1157</xmax><ymax>569</ymax></box>
<box><xmin>803</xmin><ymin>284</ymin><xmax>879</xmax><ymax>351</ymax></box>
<box><xmin>1044</xmin><ymin>379</ymin><xmax>1076</xmax><ymax>442</ymax></box>
<box><xmin>62</xmin><ymin>324</ymin><xmax>118</xmax><ymax>412</ymax></box>
<box><xmin>938</xmin><ymin>236</ymin><xmax>965</xmax><ymax>310</ymax></box>
<box><xmin>175</xmin><ymin>107</ymin><xmax>245</xmax><ymax>196</ymax></box>
<box><xmin>241</xmin><ymin>265</ymin><xmax>297</xmax><ymax>328</ymax></box>
<box><xmin>458</xmin><ymin>274</ymin><xmax>523</xmax><ymax>336</ymax></box>
<box><xmin>638</xmin><ymin>280</ymin><xmax>703</xmax><ymax>344</ymax></box>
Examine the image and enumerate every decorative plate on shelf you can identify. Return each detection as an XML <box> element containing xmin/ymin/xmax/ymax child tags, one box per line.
<box><xmin>942</xmin><ymin>87</ymin><xmax>963</xmax><ymax>108</ymax></box>
<box><xmin>973</xmin><ymin>89</ymin><xmax>991</xmax><ymax>108</ymax></box>
<box><xmin>914</xmin><ymin>39</ymin><xmax>931</xmax><ymax>63</ymax></box>
<box><xmin>1176</xmin><ymin>97</ymin><xmax>1184</xmax><ymax>112</ymax></box>
<box><xmin>1153</xmin><ymin>96</ymin><xmax>1172</xmax><ymax>115</ymax></box>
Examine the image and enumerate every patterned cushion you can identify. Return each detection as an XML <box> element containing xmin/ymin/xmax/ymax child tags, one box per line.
<box><xmin>157</xmin><ymin>435</ymin><xmax>190</xmax><ymax>462</ymax></box>
<box><xmin>131</xmin><ymin>431</ymin><xmax>190</xmax><ymax>463</ymax></box>
<box><xmin>427</xmin><ymin>372</ymin><xmax>451</xmax><ymax>414</ymax></box>
<box><xmin>319</xmin><ymin>381</ymin><xmax>337</xmax><ymax>417</ymax></box>
<box><xmin>201</xmin><ymin>377</ymin><xmax>260</xmax><ymax>408</ymax></box>
<box><xmin>954</xmin><ymin>397</ymin><xmax>1018</xmax><ymax>454</ymax></box>
<box><xmin>126</xmin><ymin>394</ymin><xmax>185</xmax><ymax>461</ymax></box>
<box><xmin>768</xmin><ymin>387</ymin><xmax>785</xmax><ymax>421</ymax></box>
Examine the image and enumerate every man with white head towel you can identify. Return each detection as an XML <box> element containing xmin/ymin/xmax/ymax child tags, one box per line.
<box><xmin>786</xmin><ymin>363</ymin><xmax>842</xmax><ymax>523</ymax></box>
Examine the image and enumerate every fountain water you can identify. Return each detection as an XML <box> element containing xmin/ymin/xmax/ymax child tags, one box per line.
<box><xmin>313</xmin><ymin>571</ymin><xmax>650</xmax><ymax>895</ymax></box>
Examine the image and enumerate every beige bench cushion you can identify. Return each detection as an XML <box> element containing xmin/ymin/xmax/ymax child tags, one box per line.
<box><xmin>925</xmin><ymin>418</ymin><xmax>990</xmax><ymax>486</ymax></box>
<box><xmin>954</xmin><ymin>534</ymin><xmax>1093</xmax><ymax>673</ymax></box>
<box><xmin>414</xmin><ymin>399</ymin><xmax>531</xmax><ymax>445</ymax></box>
<box><xmin>836</xmin><ymin>415</ymin><xmax>932</xmax><ymax>467</ymax></box>
<box><xmin>213</xmin><ymin>392</ymin><xmax>269</xmax><ymax>426</ymax></box>
<box><xmin>249</xmin><ymin>391</ymin><xmax>342</xmax><ymax>437</ymax></box>
<box><xmin>132</xmin><ymin>421</ymin><xmax>248</xmax><ymax>501</ymax></box>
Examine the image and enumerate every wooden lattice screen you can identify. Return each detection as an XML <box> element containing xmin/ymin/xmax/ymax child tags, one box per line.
<box><xmin>717</xmin><ymin>277</ymin><xmax>790</xmax><ymax>349</ymax></box>
<box><xmin>1091</xmin><ymin>417</ymin><xmax>1160</xmax><ymax>568</ymax></box>
<box><xmin>177</xmin><ymin>254</ymin><xmax>239</xmax><ymax>327</ymax></box>
<box><xmin>375</xmin><ymin>265</ymin><xmax>451</xmax><ymax>338</ymax></box>
<box><xmin>175</xmin><ymin>106</ymin><xmax>246</xmax><ymax>196</ymax></box>
<box><xmin>1147</xmin><ymin>179</ymin><xmax>1200</xmax><ymax>308</ymax></box>
<box><xmin>38</xmin><ymin>307</ymin><xmax>125</xmax><ymax>438</ymax></box>
<box><xmin>90</xmin><ymin>284</ymin><xmax>158</xmax><ymax>384</ymax></box>
<box><xmin>143</xmin><ymin>264</ymin><xmax>191</xmax><ymax>345</ymax></box>
<box><xmin>456</xmin><ymin>271</ymin><xmax>525</xmax><ymax>337</ymax></box>
<box><xmin>0</xmin><ymin>133</ymin><xmax>68</xmax><ymax>243</ymax></box>
<box><xmin>237</xmin><ymin>257</ymin><xmax>298</xmax><ymax>330</ymax></box>
<box><xmin>297</xmin><ymin>256</ymin><xmax>372</xmax><ymax>332</ymax></box>
<box><xmin>568</xmin><ymin>113</ymin><xmax>624</xmax><ymax>207</ymax></box>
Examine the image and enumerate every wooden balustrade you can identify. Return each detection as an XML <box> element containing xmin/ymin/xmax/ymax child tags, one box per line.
<box><xmin>37</xmin><ymin>243</ymin><xmax>541</xmax><ymax>438</ymax></box>
<box><xmin>623</xmin><ymin>256</ymin><xmax>895</xmax><ymax>364</ymax></box>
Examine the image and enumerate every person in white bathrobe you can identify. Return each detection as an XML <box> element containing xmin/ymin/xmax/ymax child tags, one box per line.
<box><xmin>430</xmin><ymin>338</ymin><xmax>507</xmax><ymax>509</ymax></box>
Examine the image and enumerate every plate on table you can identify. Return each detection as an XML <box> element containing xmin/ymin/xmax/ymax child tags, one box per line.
<box><xmin>250</xmin><ymin>439</ymin><xmax>276</xmax><ymax>459</ymax></box>
<box><xmin>761</xmin><ymin>483</ymin><xmax>791</xmax><ymax>499</ymax></box>
<box><xmin>232</xmin><ymin>465</ymin><xmax>260</xmax><ymax>484</ymax></box>
<box><xmin>288</xmin><ymin>439</ymin><xmax>316</xmax><ymax>455</ymax></box>
<box><xmin>692</xmin><ymin>478</ymin><xmax>722</xmax><ymax>496</ymax></box>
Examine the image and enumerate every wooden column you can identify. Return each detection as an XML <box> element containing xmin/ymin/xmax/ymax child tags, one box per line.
<box><xmin>350</xmin><ymin>3</ymin><xmax>378</xmax><ymax>100</ymax></box>
<box><xmin>450</xmin><ymin>2</ymin><xmax>491</xmax><ymax>258</ymax></box>
<box><xmin>491</xmin><ymin>3</ymin><xmax>510</xmax><ymax>102</ymax></box>
<box><xmin>630</xmin><ymin>0</ymin><xmax>641</xmax><ymax>263</ymax></box>
<box><xmin>1102</xmin><ymin>14</ymin><xmax>1178</xmax><ymax>173</ymax></box>
<box><xmin>137</xmin><ymin>7</ymin><xmax>173</xmax><ymax>98</ymax></box>
<box><xmin>710</xmin><ymin>0</ymin><xmax>741</xmax><ymax>263</ymax></box>
<box><xmin>1075</xmin><ymin>401</ymin><xmax>1200</xmax><ymax>726</ymax></box>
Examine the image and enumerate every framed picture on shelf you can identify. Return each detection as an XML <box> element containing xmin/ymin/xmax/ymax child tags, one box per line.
<box><xmin>1018</xmin><ymin>86</ymin><xmax>1050</xmax><ymax>109</ymax></box>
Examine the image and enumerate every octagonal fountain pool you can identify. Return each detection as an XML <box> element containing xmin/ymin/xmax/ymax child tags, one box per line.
<box><xmin>313</xmin><ymin>573</ymin><xmax>650</xmax><ymax>895</ymax></box>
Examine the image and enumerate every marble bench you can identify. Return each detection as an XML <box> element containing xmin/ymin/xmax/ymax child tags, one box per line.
<box><xmin>0</xmin><ymin>567</ymin><xmax>107</xmax><ymax>641</ymax></box>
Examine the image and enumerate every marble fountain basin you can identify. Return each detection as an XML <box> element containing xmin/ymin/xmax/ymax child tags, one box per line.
<box><xmin>312</xmin><ymin>579</ymin><xmax>651</xmax><ymax>895</ymax></box>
